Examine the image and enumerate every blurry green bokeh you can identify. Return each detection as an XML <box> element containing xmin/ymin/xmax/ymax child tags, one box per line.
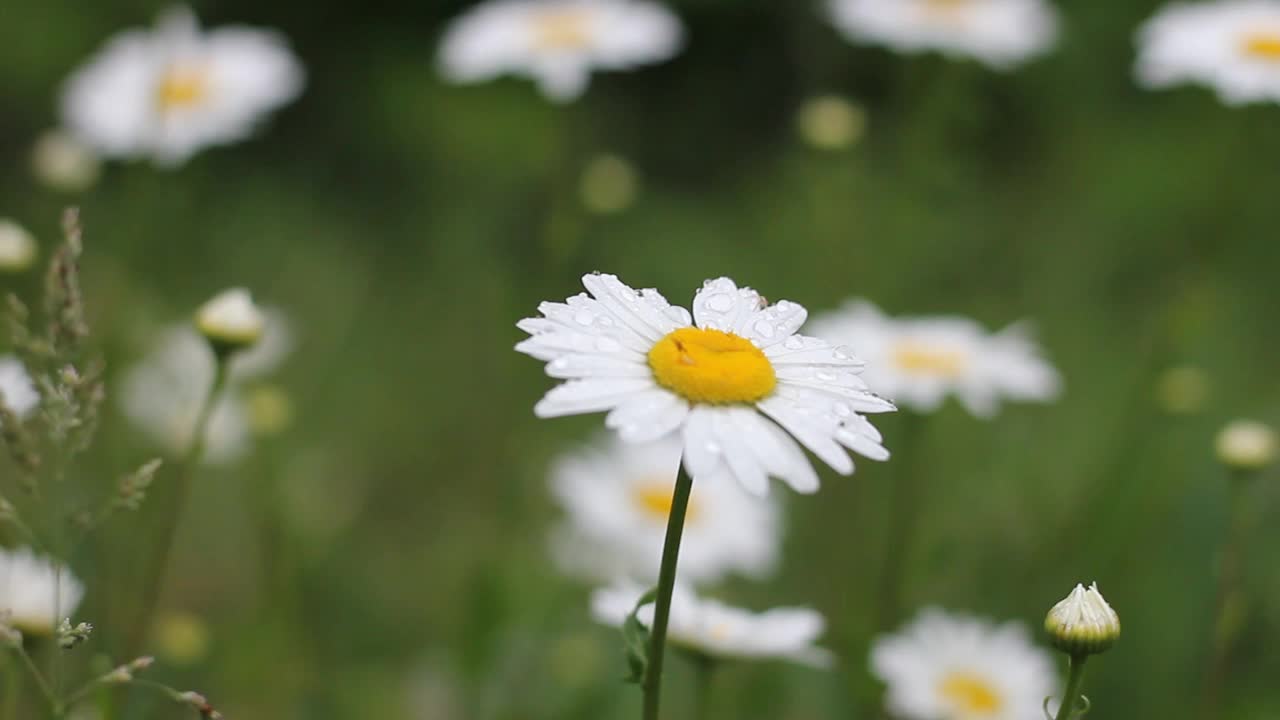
<box><xmin>2</xmin><ymin>0</ymin><xmax>1280</xmax><ymax>718</ymax></box>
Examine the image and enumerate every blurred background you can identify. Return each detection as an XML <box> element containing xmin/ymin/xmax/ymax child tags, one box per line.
<box><xmin>2</xmin><ymin>0</ymin><xmax>1280</xmax><ymax>718</ymax></box>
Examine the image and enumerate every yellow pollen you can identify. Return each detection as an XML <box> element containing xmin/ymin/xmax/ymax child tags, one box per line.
<box><xmin>922</xmin><ymin>0</ymin><xmax>970</xmax><ymax>15</ymax></box>
<box><xmin>1242</xmin><ymin>32</ymin><xmax>1280</xmax><ymax>60</ymax></box>
<box><xmin>939</xmin><ymin>672</ymin><xmax>1003</xmax><ymax>715</ymax></box>
<box><xmin>633</xmin><ymin>481</ymin><xmax>700</xmax><ymax>522</ymax></box>
<box><xmin>156</xmin><ymin>65</ymin><xmax>209</xmax><ymax>110</ymax></box>
<box><xmin>532</xmin><ymin>9</ymin><xmax>593</xmax><ymax>50</ymax></box>
<box><xmin>891</xmin><ymin>342</ymin><xmax>968</xmax><ymax>378</ymax></box>
<box><xmin>647</xmin><ymin>327</ymin><xmax>777</xmax><ymax>405</ymax></box>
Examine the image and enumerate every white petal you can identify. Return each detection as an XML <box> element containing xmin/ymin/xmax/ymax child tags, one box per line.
<box><xmin>605</xmin><ymin>390</ymin><xmax>690</xmax><ymax>443</ymax></box>
<box><xmin>692</xmin><ymin>277</ymin><xmax>761</xmax><ymax>333</ymax></box>
<box><xmin>757</xmin><ymin>396</ymin><xmax>854</xmax><ymax>475</ymax></box>
<box><xmin>728</xmin><ymin>408</ymin><xmax>820</xmax><ymax>494</ymax></box>
<box><xmin>582</xmin><ymin>273</ymin><xmax>683</xmax><ymax>343</ymax></box>
<box><xmin>738</xmin><ymin>299</ymin><xmax>808</xmax><ymax>348</ymax></box>
<box><xmin>680</xmin><ymin>406</ymin><xmax>728</xmax><ymax>481</ymax></box>
<box><xmin>706</xmin><ymin>408</ymin><xmax>769</xmax><ymax>496</ymax></box>
<box><xmin>545</xmin><ymin>353</ymin><xmax>651</xmax><ymax>379</ymax></box>
<box><xmin>534</xmin><ymin>378</ymin><xmax>653</xmax><ymax>418</ymax></box>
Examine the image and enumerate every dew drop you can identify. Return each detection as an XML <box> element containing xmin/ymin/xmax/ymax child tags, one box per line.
<box><xmin>816</xmin><ymin>370</ymin><xmax>837</xmax><ymax>382</ymax></box>
<box><xmin>705</xmin><ymin>441</ymin><xmax>722</xmax><ymax>455</ymax></box>
<box><xmin>706</xmin><ymin>293</ymin><xmax>734</xmax><ymax>312</ymax></box>
<box><xmin>834</xmin><ymin>402</ymin><xmax>852</xmax><ymax>418</ymax></box>
<box><xmin>551</xmin><ymin>358</ymin><xmax>569</xmax><ymax>370</ymax></box>
<box><xmin>574</xmin><ymin>310</ymin><xmax>594</xmax><ymax>326</ymax></box>
<box><xmin>753</xmin><ymin>320</ymin><xmax>776</xmax><ymax>338</ymax></box>
<box><xmin>783</xmin><ymin>336</ymin><xmax>805</xmax><ymax>350</ymax></box>
<box><xmin>596</xmin><ymin>337</ymin><xmax>622</xmax><ymax>353</ymax></box>
<box><xmin>833</xmin><ymin>346</ymin><xmax>856</xmax><ymax>361</ymax></box>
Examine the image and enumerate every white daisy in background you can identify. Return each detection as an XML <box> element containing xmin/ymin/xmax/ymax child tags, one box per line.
<box><xmin>549</xmin><ymin>434</ymin><xmax>780</xmax><ymax>585</ymax></box>
<box><xmin>60</xmin><ymin>5</ymin><xmax>304</xmax><ymax>166</ymax></box>
<box><xmin>31</xmin><ymin>130</ymin><xmax>102</xmax><ymax>193</ymax></box>
<box><xmin>118</xmin><ymin>311</ymin><xmax>292</xmax><ymax>464</ymax></box>
<box><xmin>0</xmin><ymin>355</ymin><xmax>39</xmax><ymax>418</ymax></box>
<box><xmin>517</xmin><ymin>274</ymin><xmax>895</xmax><ymax>496</ymax></box>
<box><xmin>592</xmin><ymin>582</ymin><xmax>833</xmax><ymax>667</ymax></box>
<box><xmin>826</xmin><ymin>0</ymin><xmax>1060</xmax><ymax>70</ymax></box>
<box><xmin>0</xmin><ymin>547</ymin><xmax>85</xmax><ymax>635</ymax></box>
<box><xmin>871</xmin><ymin>608</ymin><xmax>1057</xmax><ymax>720</ymax></box>
<box><xmin>809</xmin><ymin>300</ymin><xmax>1060</xmax><ymax>418</ymax></box>
<box><xmin>0</xmin><ymin>220</ymin><xmax>39</xmax><ymax>273</ymax></box>
<box><xmin>438</xmin><ymin>0</ymin><xmax>684</xmax><ymax>102</ymax></box>
<box><xmin>1136</xmin><ymin>0</ymin><xmax>1280</xmax><ymax>105</ymax></box>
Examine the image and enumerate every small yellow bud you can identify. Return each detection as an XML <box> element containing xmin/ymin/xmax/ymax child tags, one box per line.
<box><xmin>579</xmin><ymin>154</ymin><xmax>639</xmax><ymax>214</ymax></box>
<box><xmin>31</xmin><ymin>130</ymin><xmax>101</xmax><ymax>193</ymax></box>
<box><xmin>195</xmin><ymin>288</ymin><xmax>265</xmax><ymax>354</ymax></box>
<box><xmin>1045</xmin><ymin>582</ymin><xmax>1120</xmax><ymax>656</ymax></box>
<box><xmin>0</xmin><ymin>220</ymin><xmax>38</xmax><ymax>273</ymax></box>
<box><xmin>796</xmin><ymin>95</ymin><xmax>866</xmax><ymax>151</ymax></box>
<box><xmin>1215</xmin><ymin>420</ymin><xmax>1276</xmax><ymax>471</ymax></box>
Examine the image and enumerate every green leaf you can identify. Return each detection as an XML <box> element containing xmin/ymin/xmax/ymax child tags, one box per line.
<box><xmin>621</xmin><ymin>587</ymin><xmax>657</xmax><ymax>684</ymax></box>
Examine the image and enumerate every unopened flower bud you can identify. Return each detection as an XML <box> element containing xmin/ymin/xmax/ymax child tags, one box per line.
<box><xmin>796</xmin><ymin>95</ymin><xmax>866</xmax><ymax>151</ymax></box>
<box><xmin>1045</xmin><ymin>582</ymin><xmax>1120</xmax><ymax>656</ymax></box>
<box><xmin>0</xmin><ymin>220</ymin><xmax>38</xmax><ymax>273</ymax></box>
<box><xmin>31</xmin><ymin>130</ymin><xmax>101</xmax><ymax>193</ymax></box>
<box><xmin>1215</xmin><ymin>420</ymin><xmax>1276</xmax><ymax>471</ymax></box>
<box><xmin>196</xmin><ymin>288</ymin><xmax>265</xmax><ymax>355</ymax></box>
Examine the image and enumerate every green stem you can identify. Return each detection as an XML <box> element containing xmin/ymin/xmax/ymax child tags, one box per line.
<box><xmin>4</xmin><ymin>653</ymin><xmax>19</xmax><ymax>719</ymax></box>
<box><xmin>875</xmin><ymin>413</ymin><xmax>923</xmax><ymax>632</ymax></box>
<box><xmin>1053</xmin><ymin>655</ymin><xmax>1088</xmax><ymax>720</ymax></box>
<box><xmin>1201</xmin><ymin>469</ymin><xmax>1255</xmax><ymax>720</ymax></box>
<box><xmin>692</xmin><ymin>655</ymin><xmax>715</xmax><ymax>720</ymax></box>
<box><xmin>9</xmin><ymin>644</ymin><xmax>58</xmax><ymax>716</ymax></box>
<box><xmin>641</xmin><ymin>461</ymin><xmax>694</xmax><ymax>720</ymax></box>
<box><xmin>130</xmin><ymin>355</ymin><xmax>230</xmax><ymax>654</ymax></box>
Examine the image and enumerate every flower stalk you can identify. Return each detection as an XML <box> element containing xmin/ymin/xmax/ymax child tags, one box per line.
<box><xmin>1052</xmin><ymin>655</ymin><xmax>1088</xmax><ymax>720</ymax></box>
<box><xmin>641</xmin><ymin>460</ymin><xmax>694</xmax><ymax>720</ymax></box>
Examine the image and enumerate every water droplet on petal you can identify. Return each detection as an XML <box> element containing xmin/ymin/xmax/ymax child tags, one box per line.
<box><xmin>598</xmin><ymin>316</ymin><xmax>614</xmax><ymax>327</ymax></box>
<box><xmin>551</xmin><ymin>358</ymin><xmax>569</xmax><ymax>370</ymax></box>
<box><xmin>784</xmin><ymin>336</ymin><xmax>805</xmax><ymax>350</ymax></box>
<box><xmin>753</xmin><ymin>320</ymin><xmax>776</xmax><ymax>338</ymax></box>
<box><xmin>816</xmin><ymin>370</ymin><xmax>837</xmax><ymax>382</ymax></box>
<box><xmin>834</xmin><ymin>402</ymin><xmax>852</xmax><ymax>417</ymax></box>
<box><xmin>706</xmin><ymin>293</ymin><xmax>734</xmax><ymax>312</ymax></box>
<box><xmin>705</xmin><ymin>441</ymin><xmax>722</xmax><ymax>455</ymax></box>
<box><xmin>574</xmin><ymin>310</ymin><xmax>594</xmax><ymax>326</ymax></box>
<box><xmin>596</xmin><ymin>337</ymin><xmax>621</xmax><ymax>353</ymax></box>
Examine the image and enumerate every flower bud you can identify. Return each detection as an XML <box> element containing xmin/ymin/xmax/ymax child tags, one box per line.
<box><xmin>195</xmin><ymin>288</ymin><xmax>265</xmax><ymax>354</ymax></box>
<box><xmin>796</xmin><ymin>95</ymin><xmax>866</xmax><ymax>151</ymax></box>
<box><xmin>0</xmin><ymin>220</ymin><xmax>38</xmax><ymax>273</ymax></box>
<box><xmin>1045</xmin><ymin>582</ymin><xmax>1120</xmax><ymax>656</ymax></box>
<box><xmin>1215</xmin><ymin>420</ymin><xmax>1276</xmax><ymax>471</ymax></box>
<box><xmin>31</xmin><ymin>130</ymin><xmax>101</xmax><ymax>193</ymax></box>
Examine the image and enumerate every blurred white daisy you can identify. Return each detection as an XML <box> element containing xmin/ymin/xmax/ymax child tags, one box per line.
<box><xmin>438</xmin><ymin>0</ymin><xmax>683</xmax><ymax>102</ymax></box>
<box><xmin>60</xmin><ymin>5</ymin><xmax>304</xmax><ymax>166</ymax></box>
<box><xmin>517</xmin><ymin>274</ymin><xmax>895</xmax><ymax>496</ymax></box>
<box><xmin>826</xmin><ymin>0</ymin><xmax>1060</xmax><ymax>70</ymax></box>
<box><xmin>0</xmin><ymin>220</ymin><xmax>38</xmax><ymax>273</ymax></box>
<box><xmin>118</xmin><ymin>311</ymin><xmax>292</xmax><ymax>464</ymax></box>
<box><xmin>1136</xmin><ymin>0</ymin><xmax>1280</xmax><ymax>105</ymax></box>
<box><xmin>549</xmin><ymin>434</ymin><xmax>780</xmax><ymax>585</ymax></box>
<box><xmin>0</xmin><ymin>355</ymin><xmax>39</xmax><ymax>419</ymax></box>
<box><xmin>871</xmin><ymin>608</ymin><xmax>1056</xmax><ymax>720</ymax></box>
<box><xmin>31</xmin><ymin>130</ymin><xmax>102</xmax><ymax>193</ymax></box>
<box><xmin>809</xmin><ymin>300</ymin><xmax>1060</xmax><ymax>418</ymax></box>
<box><xmin>592</xmin><ymin>582</ymin><xmax>833</xmax><ymax>667</ymax></box>
<box><xmin>0</xmin><ymin>547</ymin><xmax>85</xmax><ymax>635</ymax></box>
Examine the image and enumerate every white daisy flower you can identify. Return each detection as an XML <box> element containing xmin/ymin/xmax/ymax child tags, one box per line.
<box><xmin>60</xmin><ymin>5</ymin><xmax>304</xmax><ymax>166</ymax></box>
<box><xmin>0</xmin><ymin>355</ymin><xmax>39</xmax><ymax>419</ymax></box>
<box><xmin>826</xmin><ymin>0</ymin><xmax>1060</xmax><ymax>70</ymax></box>
<box><xmin>0</xmin><ymin>220</ymin><xmax>38</xmax><ymax>273</ymax></box>
<box><xmin>517</xmin><ymin>274</ymin><xmax>895</xmax><ymax>496</ymax></box>
<box><xmin>1136</xmin><ymin>0</ymin><xmax>1280</xmax><ymax>105</ymax></box>
<box><xmin>118</xmin><ymin>312</ymin><xmax>292</xmax><ymax>464</ymax></box>
<box><xmin>809</xmin><ymin>300</ymin><xmax>1060</xmax><ymax>418</ymax></box>
<box><xmin>871</xmin><ymin>608</ymin><xmax>1057</xmax><ymax>720</ymax></box>
<box><xmin>0</xmin><ymin>547</ymin><xmax>85</xmax><ymax>635</ymax></box>
<box><xmin>592</xmin><ymin>582</ymin><xmax>833</xmax><ymax>667</ymax></box>
<box><xmin>549</xmin><ymin>434</ymin><xmax>780</xmax><ymax>585</ymax></box>
<box><xmin>438</xmin><ymin>0</ymin><xmax>684</xmax><ymax>102</ymax></box>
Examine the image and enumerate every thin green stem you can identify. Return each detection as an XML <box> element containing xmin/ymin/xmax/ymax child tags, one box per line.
<box><xmin>875</xmin><ymin>413</ymin><xmax>923</xmax><ymax>633</ymax></box>
<box><xmin>692</xmin><ymin>654</ymin><xmax>715</xmax><ymax>720</ymax></box>
<box><xmin>1053</xmin><ymin>655</ymin><xmax>1088</xmax><ymax>720</ymax></box>
<box><xmin>129</xmin><ymin>355</ymin><xmax>230</xmax><ymax>655</ymax></box>
<box><xmin>4</xmin><ymin>653</ymin><xmax>19</xmax><ymax>720</ymax></box>
<box><xmin>641</xmin><ymin>461</ymin><xmax>694</xmax><ymax>720</ymax></box>
<box><xmin>1201</xmin><ymin>468</ymin><xmax>1256</xmax><ymax>720</ymax></box>
<box><xmin>9</xmin><ymin>644</ymin><xmax>58</xmax><ymax>715</ymax></box>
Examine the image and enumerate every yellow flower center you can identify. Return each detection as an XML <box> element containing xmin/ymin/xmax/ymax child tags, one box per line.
<box><xmin>648</xmin><ymin>327</ymin><xmax>777</xmax><ymax>405</ymax></box>
<box><xmin>939</xmin><ymin>672</ymin><xmax>1003</xmax><ymax>715</ymax></box>
<box><xmin>891</xmin><ymin>342</ymin><xmax>968</xmax><ymax>378</ymax></box>
<box><xmin>921</xmin><ymin>0</ymin><xmax>971</xmax><ymax>18</ymax></box>
<box><xmin>1242</xmin><ymin>32</ymin><xmax>1280</xmax><ymax>61</ymax></box>
<box><xmin>156</xmin><ymin>65</ymin><xmax>209</xmax><ymax>110</ymax></box>
<box><xmin>632</xmin><ymin>480</ymin><xmax>700</xmax><ymax>523</ymax></box>
<box><xmin>532</xmin><ymin>9</ymin><xmax>593</xmax><ymax>50</ymax></box>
